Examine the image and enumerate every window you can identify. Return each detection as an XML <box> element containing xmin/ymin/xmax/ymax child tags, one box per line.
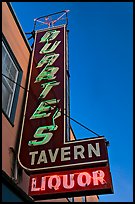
<box><xmin>82</xmin><ymin>196</ymin><xmax>86</xmax><ymax>202</ymax></box>
<box><xmin>68</xmin><ymin>197</ymin><xmax>74</xmax><ymax>202</ymax></box>
<box><xmin>2</xmin><ymin>36</ymin><xmax>22</xmax><ymax>125</ymax></box>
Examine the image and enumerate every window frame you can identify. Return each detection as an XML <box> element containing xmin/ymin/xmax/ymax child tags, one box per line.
<box><xmin>2</xmin><ymin>34</ymin><xmax>23</xmax><ymax>126</ymax></box>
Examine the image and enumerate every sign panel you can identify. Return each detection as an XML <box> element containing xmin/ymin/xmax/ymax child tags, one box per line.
<box><xmin>18</xmin><ymin>23</ymin><xmax>113</xmax><ymax>199</ymax></box>
<box><xmin>18</xmin><ymin>25</ymin><xmax>67</xmax><ymax>172</ymax></box>
<box><xmin>29</xmin><ymin>166</ymin><xmax>113</xmax><ymax>200</ymax></box>
<box><xmin>18</xmin><ymin>25</ymin><xmax>109</xmax><ymax>173</ymax></box>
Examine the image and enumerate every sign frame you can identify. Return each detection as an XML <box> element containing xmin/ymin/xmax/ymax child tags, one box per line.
<box><xmin>18</xmin><ymin>25</ymin><xmax>109</xmax><ymax>174</ymax></box>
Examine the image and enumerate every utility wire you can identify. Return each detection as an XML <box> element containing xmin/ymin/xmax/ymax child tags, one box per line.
<box><xmin>66</xmin><ymin>115</ymin><xmax>100</xmax><ymax>137</ymax></box>
<box><xmin>2</xmin><ymin>73</ymin><xmax>101</xmax><ymax>137</ymax></box>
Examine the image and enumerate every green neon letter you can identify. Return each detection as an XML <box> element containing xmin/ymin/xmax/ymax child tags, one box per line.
<box><xmin>28</xmin><ymin>131</ymin><xmax>53</xmax><ymax>146</ymax></box>
<box><xmin>28</xmin><ymin>108</ymin><xmax>61</xmax><ymax>146</ymax></box>
<box><xmin>39</xmin><ymin>30</ymin><xmax>60</xmax><ymax>43</ymax></box>
<box><xmin>52</xmin><ymin>108</ymin><xmax>61</xmax><ymax>127</ymax></box>
<box><xmin>35</xmin><ymin>66</ymin><xmax>59</xmax><ymax>83</ymax></box>
<box><xmin>30</xmin><ymin>99</ymin><xmax>60</xmax><ymax>120</ymax></box>
<box><xmin>40</xmin><ymin>41</ymin><xmax>61</xmax><ymax>54</ymax></box>
<box><xmin>39</xmin><ymin>81</ymin><xmax>60</xmax><ymax>99</ymax></box>
<box><xmin>36</xmin><ymin>53</ymin><xmax>59</xmax><ymax>68</ymax></box>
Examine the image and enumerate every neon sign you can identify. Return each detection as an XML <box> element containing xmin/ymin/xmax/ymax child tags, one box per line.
<box><xmin>18</xmin><ymin>25</ymin><xmax>67</xmax><ymax>171</ymax></box>
<box><xmin>29</xmin><ymin>166</ymin><xmax>113</xmax><ymax>199</ymax></box>
<box><xmin>18</xmin><ymin>25</ymin><xmax>110</xmax><ymax>177</ymax></box>
<box><xmin>18</xmin><ymin>24</ymin><xmax>113</xmax><ymax>199</ymax></box>
<box><xmin>28</xmin><ymin>29</ymin><xmax>62</xmax><ymax>146</ymax></box>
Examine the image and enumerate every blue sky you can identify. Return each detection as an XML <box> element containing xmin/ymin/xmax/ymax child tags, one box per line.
<box><xmin>11</xmin><ymin>2</ymin><xmax>133</xmax><ymax>202</ymax></box>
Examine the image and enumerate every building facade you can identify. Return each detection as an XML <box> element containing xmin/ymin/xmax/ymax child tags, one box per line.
<box><xmin>2</xmin><ymin>2</ymin><xmax>98</xmax><ymax>202</ymax></box>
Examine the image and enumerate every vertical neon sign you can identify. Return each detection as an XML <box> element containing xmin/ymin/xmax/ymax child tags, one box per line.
<box><xmin>18</xmin><ymin>25</ymin><xmax>66</xmax><ymax>171</ymax></box>
<box><xmin>18</xmin><ymin>25</ymin><xmax>110</xmax><ymax>174</ymax></box>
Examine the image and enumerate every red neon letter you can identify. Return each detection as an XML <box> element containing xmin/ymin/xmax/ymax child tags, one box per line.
<box><xmin>31</xmin><ymin>178</ymin><xmax>40</xmax><ymax>191</ymax></box>
<box><xmin>77</xmin><ymin>172</ymin><xmax>91</xmax><ymax>187</ymax></box>
<box><xmin>92</xmin><ymin>170</ymin><xmax>106</xmax><ymax>185</ymax></box>
<box><xmin>63</xmin><ymin>174</ymin><xmax>74</xmax><ymax>189</ymax></box>
<box><xmin>48</xmin><ymin>175</ymin><xmax>61</xmax><ymax>190</ymax></box>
